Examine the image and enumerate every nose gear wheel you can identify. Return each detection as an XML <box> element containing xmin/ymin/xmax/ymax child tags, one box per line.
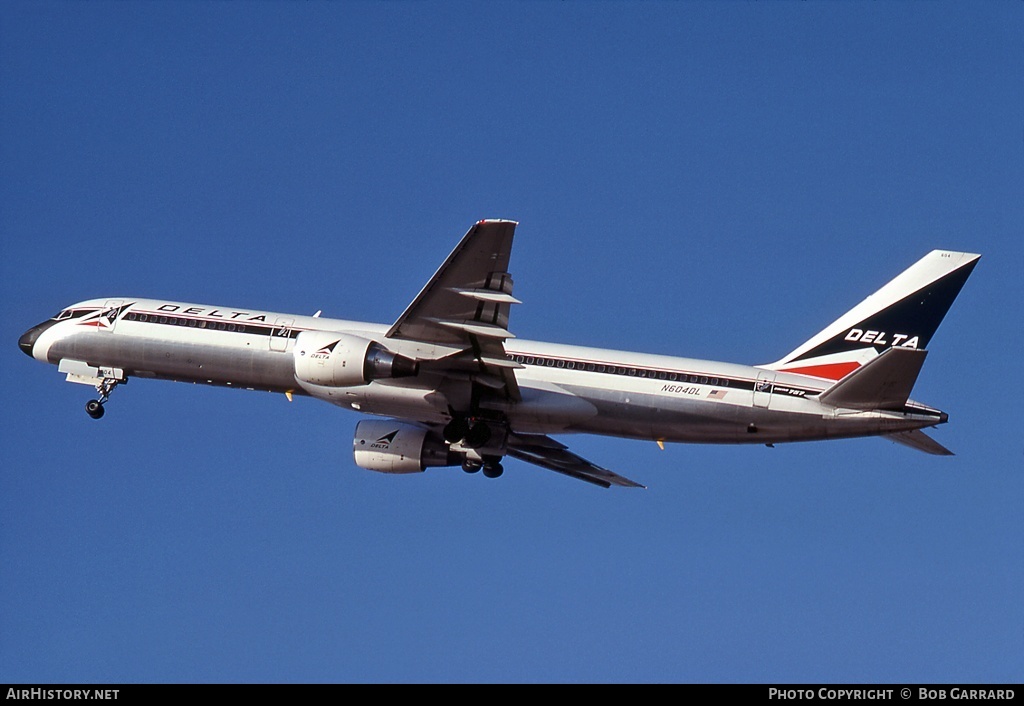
<box><xmin>84</xmin><ymin>376</ymin><xmax>124</xmax><ymax>420</ymax></box>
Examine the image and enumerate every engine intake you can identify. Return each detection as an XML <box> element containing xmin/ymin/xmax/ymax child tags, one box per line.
<box><xmin>294</xmin><ymin>331</ymin><xmax>419</xmax><ymax>387</ymax></box>
<box><xmin>352</xmin><ymin>420</ymin><xmax>459</xmax><ymax>474</ymax></box>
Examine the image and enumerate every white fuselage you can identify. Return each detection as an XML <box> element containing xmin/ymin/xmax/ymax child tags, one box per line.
<box><xmin>23</xmin><ymin>297</ymin><xmax>946</xmax><ymax>447</ymax></box>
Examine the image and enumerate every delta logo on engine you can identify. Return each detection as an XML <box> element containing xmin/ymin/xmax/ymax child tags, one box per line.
<box><xmin>370</xmin><ymin>431</ymin><xmax>398</xmax><ymax>450</ymax></box>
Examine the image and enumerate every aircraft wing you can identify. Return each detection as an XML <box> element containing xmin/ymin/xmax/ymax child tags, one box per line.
<box><xmin>387</xmin><ymin>221</ymin><xmax>641</xmax><ymax>488</ymax></box>
<box><xmin>386</xmin><ymin>219</ymin><xmax>521</xmax><ymax>400</ymax></box>
<box><xmin>507</xmin><ymin>432</ymin><xmax>646</xmax><ymax>489</ymax></box>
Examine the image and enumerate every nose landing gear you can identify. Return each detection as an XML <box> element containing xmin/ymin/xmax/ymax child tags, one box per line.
<box><xmin>85</xmin><ymin>376</ymin><xmax>123</xmax><ymax>420</ymax></box>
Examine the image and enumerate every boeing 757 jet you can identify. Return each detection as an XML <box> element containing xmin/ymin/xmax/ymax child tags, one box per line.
<box><xmin>19</xmin><ymin>221</ymin><xmax>979</xmax><ymax>487</ymax></box>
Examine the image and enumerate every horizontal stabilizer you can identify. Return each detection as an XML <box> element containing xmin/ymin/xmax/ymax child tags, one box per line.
<box><xmin>817</xmin><ymin>348</ymin><xmax>927</xmax><ymax>410</ymax></box>
<box><xmin>885</xmin><ymin>429</ymin><xmax>954</xmax><ymax>456</ymax></box>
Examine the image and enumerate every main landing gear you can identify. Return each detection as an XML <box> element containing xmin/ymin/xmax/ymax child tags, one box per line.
<box><xmin>481</xmin><ymin>458</ymin><xmax>504</xmax><ymax>478</ymax></box>
<box><xmin>461</xmin><ymin>456</ymin><xmax>504</xmax><ymax>478</ymax></box>
<box><xmin>85</xmin><ymin>377</ymin><xmax>123</xmax><ymax>420</ymax></box>
<box><xmin>446</xmin><ymin>414</ymin><xmax>505</xmax><ymax>479</ymax></box>
<box><xmin>443</xmin><ymin>414</ymin><xmax>497</xmax><ymax>448</ymax></box>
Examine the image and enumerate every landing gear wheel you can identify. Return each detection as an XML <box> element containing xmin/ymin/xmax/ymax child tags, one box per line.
<box><xmin>482</xmin><ymin>461</ymin><xmax>504</xmax><ymax>479</ymax></box>
<box><xmin>462</xmin><ymin>460</ymin><xmax>482</xmax><ymax>474</ymax></box>
<box><xmin>463</xmin><ymin>422</ymin><xmax>492</xmax><ymax>449</ymax></box>
<box><xmin>443</xmin><ymin>417</ymin><xmax>469</xmax><ymax>443</ymax></box>
<box><xmin>85</xmin><ymin>400</ymin><xmax>105</xmax><ymax>419</ymax></box>
<box><xmin>83</xmin><ymin>375</ymin><xmax>125</xmax><ymax>420</ymax></box>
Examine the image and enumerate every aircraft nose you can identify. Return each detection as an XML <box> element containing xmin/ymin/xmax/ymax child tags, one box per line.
<box><xmin>19</xmin><ymin>327</ymin><xmax>39</xmax><ymax>357</ymax></box>
<box><xmin>19</xmin><ymin>322</ymin><xmax>51</xmax><ymax>358</ymax></box>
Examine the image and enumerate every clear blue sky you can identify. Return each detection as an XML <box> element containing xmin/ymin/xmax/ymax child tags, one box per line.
<box><xmin>2</xmin><ymin>1</ymin><xmax>1021</xmax><ymax>684</ymax></box>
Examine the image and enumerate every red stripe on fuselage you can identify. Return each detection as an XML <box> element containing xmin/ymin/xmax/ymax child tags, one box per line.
<box><xmin>779</xmin><ymin>361</ymin><xmax>861</xmax><ymax>381</ymax></box>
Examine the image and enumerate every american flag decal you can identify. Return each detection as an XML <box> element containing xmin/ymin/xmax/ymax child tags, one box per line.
<box><xmin>708</xmin><ymin>390</ymin><xmax>728</xmax><ymax>400</ymax></box>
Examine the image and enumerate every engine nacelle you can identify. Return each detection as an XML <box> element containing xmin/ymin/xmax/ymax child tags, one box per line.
<box><xmin>294</xmin><ymin>331</ymin><xmax>419</xmax><ymax>387</ymax></box>
<box><xmin>352</xmin><ymin>420</ymin><xmax>459</xmax><ymax>474</ymax></box>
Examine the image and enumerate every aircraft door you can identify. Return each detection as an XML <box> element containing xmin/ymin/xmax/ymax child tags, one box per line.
<box><xmin>270</xmin><ymin>317</ymin><xmax>294</xmax><ymax>352</ymax></box>
<box><xmin>753</xmin><ymin>371</ymin><xmax>776</xmax><ymax>409</ymax></box>
<box><xmin>100</xmin><ymin>299</ymin><xmax>124</xmax><ymax>332</ymax></box>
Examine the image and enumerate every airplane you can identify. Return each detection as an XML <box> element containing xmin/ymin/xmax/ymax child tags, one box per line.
<box><xmin>18</xmin><ymin>220</ymin><xmax>980</xmax><ymax>488</ymax></box>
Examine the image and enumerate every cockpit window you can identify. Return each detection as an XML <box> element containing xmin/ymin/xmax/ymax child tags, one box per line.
<box><xmin>52</xmin><ymin>307</ymin><xmax>101</xmax><ymax>321</ymax></box>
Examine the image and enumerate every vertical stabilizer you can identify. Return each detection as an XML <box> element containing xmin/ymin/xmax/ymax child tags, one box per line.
<box><xmin>765</xmin><ymin>250</ymin><xmax>979</xmax><ymax>380</ymax></box>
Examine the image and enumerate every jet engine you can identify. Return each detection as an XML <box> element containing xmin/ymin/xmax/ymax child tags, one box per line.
<box><xmin>352</xmin><ymin>419</ymin><xmax>459</xmax><ymax>474</ymax></box>
<box><xmin>294</xmin><ymin>331</ymin><xmax>418</xmax><ymax>387</ymax></box>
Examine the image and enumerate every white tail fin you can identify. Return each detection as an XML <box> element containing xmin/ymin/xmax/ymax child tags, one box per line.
<box><xmin>765</xmin><ymin>250</ymin><xmax>980</xmax><ymax>380</ymax></box>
